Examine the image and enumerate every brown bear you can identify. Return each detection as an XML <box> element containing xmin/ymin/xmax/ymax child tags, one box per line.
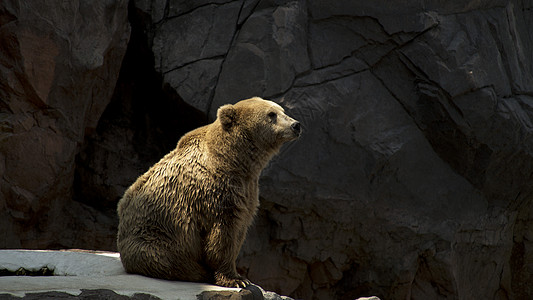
<box><xmin>117</xmin><ymin>97</ymin><xmax>301</xmax><ymax>288</ymax></box>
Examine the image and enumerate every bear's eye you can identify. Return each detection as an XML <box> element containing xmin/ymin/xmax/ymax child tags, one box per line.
<box><xmin>268</xmin><ymin>112</ymin><xmax>277</xmax><ymax>119</ymax></box>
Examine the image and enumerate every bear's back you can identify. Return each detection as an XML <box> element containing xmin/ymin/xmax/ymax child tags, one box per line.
<box><xmin>118</xmin><ymin>126</ymin><xmax>212</xmax><ymax>235</ymax></box>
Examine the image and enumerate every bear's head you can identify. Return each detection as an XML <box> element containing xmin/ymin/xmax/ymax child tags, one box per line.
<box><xmin>217</xmin><ymin>97</ymin><xmax>301</xmax><ymax>151</ymax></box>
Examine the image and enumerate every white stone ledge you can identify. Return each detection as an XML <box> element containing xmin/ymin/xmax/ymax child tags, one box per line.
<box><xmin>0</xmin><ymin>250</ymin><xmax>275</xmax><ymax>300</ymax></box>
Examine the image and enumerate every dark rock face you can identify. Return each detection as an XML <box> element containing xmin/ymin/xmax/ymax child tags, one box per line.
<box><xmin>0</xmin><ymin>0</ymin><xmax>130</xmax><ymax>249</ymax></box>
<box><xmin>2</xmin><ymin>1</ymin><xmax>533</xmax><ymax>300</ymax></box>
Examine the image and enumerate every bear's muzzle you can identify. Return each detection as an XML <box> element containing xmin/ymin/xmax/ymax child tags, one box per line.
<box><xmin>291</xmin><ymin>121</ymin><xmax>301</xmax><ymax>136</ymax></box>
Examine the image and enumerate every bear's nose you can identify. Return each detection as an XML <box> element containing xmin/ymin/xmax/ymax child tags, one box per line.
<box><xmin>291</xmin><ymin>121</ymin><xmax>301</xmax><ymax>135</ymax></box>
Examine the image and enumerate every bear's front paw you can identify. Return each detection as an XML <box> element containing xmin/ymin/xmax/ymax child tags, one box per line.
<box><xmin>214</xmin><ymin>272</ymin><xmax>251</xmax><ymax>288</ymax></box>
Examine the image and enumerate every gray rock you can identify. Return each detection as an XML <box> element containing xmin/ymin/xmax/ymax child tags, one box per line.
<box><xmin>152</xmin><ymin>2</ymin><xmax>241</xmax><ymax>74</ymax></box>
<box><xmin>211</xmin><ymin>1</ymin><xmax>310</xmax><ymax>112</ymax></box>
<box><xmin>163</xmin><ymin>59</ymin><xmax>223</xmax><ymax>113</ymax></box>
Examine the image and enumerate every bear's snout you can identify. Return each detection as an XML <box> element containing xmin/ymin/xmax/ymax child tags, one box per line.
<box><xmin>291</xmin><ymin>121</ymin><xmax>301</xmax><ymax>136</ymax></box>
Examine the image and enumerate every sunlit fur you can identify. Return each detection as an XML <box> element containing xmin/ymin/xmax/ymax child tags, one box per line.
<box><xmin>117</xmin><ymin>97</ymin><xmax>300</xmax><ymax>288</ymax></box>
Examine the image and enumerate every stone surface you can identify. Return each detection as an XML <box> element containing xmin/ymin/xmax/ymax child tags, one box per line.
<box><xmin>3</xmin><ymin>1</ymin><xmax>533</xmax><ymax>300</ymax></box>
<box><xmin>0</xmin><ymin>250</ymin><xmax>290</xmax><ymax>300</ymax></box>
<box><xmin>0</xmin><ymin>0</ymin><xmax>130</xmax><ymax>249</ymax></box>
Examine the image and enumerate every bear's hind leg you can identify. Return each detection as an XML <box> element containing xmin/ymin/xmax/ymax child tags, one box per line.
<box><xmin>119</xmin><ymin>237</ymin><xmax>209</xmax><ymax>282</ymax></box>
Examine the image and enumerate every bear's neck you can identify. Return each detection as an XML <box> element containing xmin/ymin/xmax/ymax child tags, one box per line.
<box><xmin>206</xmin><ymin>126</ymin><xmax>278</xmax><ymax>177</ymax></box>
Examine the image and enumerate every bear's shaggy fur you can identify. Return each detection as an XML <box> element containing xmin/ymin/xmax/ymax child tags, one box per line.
<box><xmin>117</xmin><ymin>97</ymin><xmax>301</xmax><ymax>288</ymax></box>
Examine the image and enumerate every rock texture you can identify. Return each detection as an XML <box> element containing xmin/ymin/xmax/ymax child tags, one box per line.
<box><xmin>2</xmin><ymin>1</ymin><xmax>533</xmax><ymax>300</ymax></box>
<box><xmin>0</xmin><ymin>1</ymin><xmax>130</xmax><ymax>249</ymax></box>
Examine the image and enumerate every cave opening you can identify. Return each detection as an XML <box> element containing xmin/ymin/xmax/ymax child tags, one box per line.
<box><xmin>73</xmin><ymin>2</ymin><xmax>207</xmax><ymax>238</ymax></box>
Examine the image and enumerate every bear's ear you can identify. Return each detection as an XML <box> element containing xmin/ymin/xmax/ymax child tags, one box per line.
<box><xmin>217</xmin><ymin>104</ymin><xmax>237</xmax><ymax>130</ymax></box>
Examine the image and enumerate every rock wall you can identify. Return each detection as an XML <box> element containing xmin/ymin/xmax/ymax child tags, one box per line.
<box><xmin>0</xmin><ymin>1</ymin><xmax>130</xmax><ymax>249</ymax></box>
<box><xmin>2</xmin><ymin>1</ymin><xmax>533</xmax><ymax>300</ymax></box>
